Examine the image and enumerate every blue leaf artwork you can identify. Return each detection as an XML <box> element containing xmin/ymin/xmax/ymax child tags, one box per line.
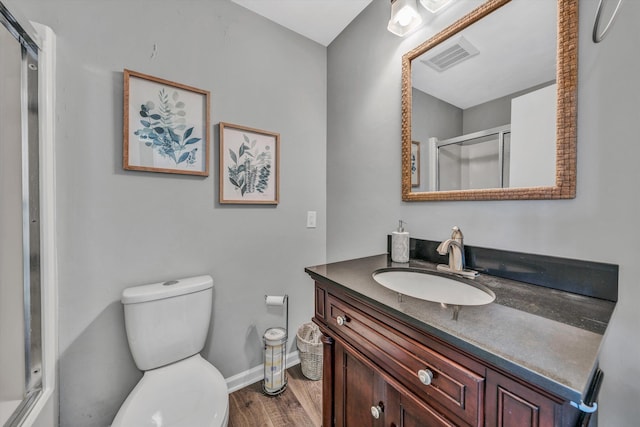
<box><xmin>227</xmin><ymin>134</ymin><xmax>272</xmax><ymax>197</ymax></box>
<box><xmin>133</xmin><ymin>88</ymin><xmax>200</xmax><ymax>166</ymax></box>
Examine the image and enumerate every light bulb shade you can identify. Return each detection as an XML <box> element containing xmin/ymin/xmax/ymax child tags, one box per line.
<box><xmin>388</xmin><ymin>0</ymin><xmax>423</xmax><ymax>37</ymax></box>
<box><xmin>419</xmin><ymin>0</ymin><xmax>454</xmax><ymax>14</ymax></box>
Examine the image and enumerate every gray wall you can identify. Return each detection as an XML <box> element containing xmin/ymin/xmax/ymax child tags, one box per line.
<box><xmin>411</xmin><ymin>87</ymin><xmax>462</xmax><ymax>142</ymax></box>
<box><xmin>462</xmin><ymin>81</ymin><xmax>556</xmax><ymax>134</ymax></box>
<box><xmin>462</xmin><ymin>92</ymin><xmax>511</xmax><ymax>134</ymax></box>
<box><xmin>411</xmin><ymin>87</ymin><xmax>461</xmax><ymax>191</ymax></box>
<box><xmin>19</xmin><ymin>1</ymin><xmax>327</xmax><ymax>426</ymax></box>
<box><xmin>328</xmin><ymin>0</ymin><xmax>640</xmax><ymax>425</ymax></box>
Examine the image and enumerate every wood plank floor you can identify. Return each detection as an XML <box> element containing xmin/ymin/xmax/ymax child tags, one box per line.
<box><xmin>228</xmin><ymin>365</ymin><xmax>322</xmax><ymax>427</ymax></box>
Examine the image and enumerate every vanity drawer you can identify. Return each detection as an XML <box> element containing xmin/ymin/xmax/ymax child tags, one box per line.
<box><xmin>327</xmin><ymin>293</ymin><xmax>484</xmax><ymax>426</ymax></box>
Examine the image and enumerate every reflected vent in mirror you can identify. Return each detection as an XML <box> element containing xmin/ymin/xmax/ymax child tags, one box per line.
<box><xmin>420</xmin><ymin>36</ymin><xmax>479</xmax><ymax>72</ymax></box>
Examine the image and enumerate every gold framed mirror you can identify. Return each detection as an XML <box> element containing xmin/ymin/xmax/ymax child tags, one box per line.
<box><xmin>401</xmin><ymin>0</ymin><xmax>577</xmax><ymax>201</ymax></box>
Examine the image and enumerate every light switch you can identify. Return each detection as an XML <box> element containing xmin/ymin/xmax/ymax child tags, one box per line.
<box><xmin>306</xmin><ymin>211</ymin><xmax>317</xmax><ymax>228</ymax></box>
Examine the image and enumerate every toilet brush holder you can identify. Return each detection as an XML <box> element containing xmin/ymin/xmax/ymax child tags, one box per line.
<box><xmin>263</xmin><ymin>295</ymin><xmax>288</xmax><ymax>396</ymax></box>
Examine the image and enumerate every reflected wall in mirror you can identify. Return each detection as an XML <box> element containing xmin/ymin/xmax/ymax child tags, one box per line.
<box><xmin>401</xmin><ymin>0</ymin><xmax>577</xmax><ymax>201</ymax></box>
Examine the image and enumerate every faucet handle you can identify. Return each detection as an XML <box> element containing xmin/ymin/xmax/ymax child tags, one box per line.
<box><xmin>451</xmin><ymin>226</ymin><xmax>463</xmax><ymax>243</ymax></box>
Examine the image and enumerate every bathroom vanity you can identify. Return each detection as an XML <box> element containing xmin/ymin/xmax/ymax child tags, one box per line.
<box><xmin>305</xmin><ymin>248</ymin><xmax>616</xmax><ymax>427</ymax></box>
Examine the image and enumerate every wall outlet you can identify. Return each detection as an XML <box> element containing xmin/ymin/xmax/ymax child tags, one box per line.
<box><xmin>306</xmin><ymin>211</ymin><xmax>317</xmax><ymax>228</ymax></box>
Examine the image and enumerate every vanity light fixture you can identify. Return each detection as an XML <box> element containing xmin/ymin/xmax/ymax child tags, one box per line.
<box><xmin>387</xmin><ymin>0</ymin><xmax>423</xmax><ymax>37</ymax></box>
<box><xmin>419</xmin><ymin>0</ymin><xmax>454</xmax><ymax>14</ymax></box>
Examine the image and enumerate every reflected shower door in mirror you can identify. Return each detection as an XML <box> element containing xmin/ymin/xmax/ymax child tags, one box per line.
<box><xmin>402</xmin><ymin>0</ymin><xmax>577</xmax><ymax>201</ymax></box>
<box><xmin>430</xmin><ymin>125</ymin><xmax>512</xmax><ymax>192</ymax></box>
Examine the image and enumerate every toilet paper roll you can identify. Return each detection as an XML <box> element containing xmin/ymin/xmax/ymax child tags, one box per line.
<box><xmin>265</xmin><ymin>295</ymin><xmax>286</xmax><ymax>306</ymax></box>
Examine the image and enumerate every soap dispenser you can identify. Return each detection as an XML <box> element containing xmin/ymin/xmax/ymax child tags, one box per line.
<box><xmin>391</xmin><ymin>220</ymin><xmax>409</xmax><ymax>263</ymax></box>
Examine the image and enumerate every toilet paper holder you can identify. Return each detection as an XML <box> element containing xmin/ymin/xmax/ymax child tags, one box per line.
<box><xmin>265</xmin><ymin>295</ymin><xmax>289</xmax><ymax>337</ymax></box>
<box><xmin>263</xmin><ymin>295</ymin><xmax>289</xmax><ymax>396</ymax></box>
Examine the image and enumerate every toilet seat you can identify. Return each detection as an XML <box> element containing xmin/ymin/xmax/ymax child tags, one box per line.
<box><xmin>111</xmin><ymin>354</ymin><xmax>229</xmax><ymax>427</ymax></box>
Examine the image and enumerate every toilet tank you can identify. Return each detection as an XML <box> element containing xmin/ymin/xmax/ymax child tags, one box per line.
<box><xmin>121</xmin><ymin>275</ymin><xmax>213</xmax><ymax>371</ymax></box>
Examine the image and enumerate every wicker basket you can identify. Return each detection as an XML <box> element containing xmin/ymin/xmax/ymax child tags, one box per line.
<box><xmin>296</xmin><ymin>322</ymin><xmax>323</xmax><ymax>380</ymax></box>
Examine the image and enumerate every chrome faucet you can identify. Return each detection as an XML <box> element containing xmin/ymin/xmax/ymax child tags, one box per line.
<box><xmin>436</xmin><ymin>226</ymin><xmax>478</xmax><ymax>278</ymax></box>
<box><xmin>437</xmin><ymin>238</ymin><xmax>465</xmax><ymax>271</ymax></box>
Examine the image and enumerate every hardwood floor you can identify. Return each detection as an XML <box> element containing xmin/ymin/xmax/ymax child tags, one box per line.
<box><xmin>228</xmin><ymin>365</ymin><xmax>322</xmax><ymax>427</ymax></box>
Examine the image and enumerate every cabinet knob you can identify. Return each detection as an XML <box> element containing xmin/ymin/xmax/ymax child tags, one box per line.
<box><xmin>336</xmin><ymin>315</ymin><xmax>347</xmax><ymax>326</ymax></box>
<box><xmin>370</xmin><ymin>403</ymin><xmax>384</xmax><ymax>419</ymax></box>
<box><xmin>418</xmin><ymin>369</ymin><xmax>434</xmax><ymax>385</ymax></box>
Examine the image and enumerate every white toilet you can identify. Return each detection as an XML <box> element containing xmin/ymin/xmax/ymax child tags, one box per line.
<box><xmin>112</xmin><ymin>275</ymin><xmax>229</xmax><ymax>427</ymax></box>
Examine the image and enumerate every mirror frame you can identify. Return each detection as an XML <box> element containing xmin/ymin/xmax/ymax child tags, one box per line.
<box><xmin>401</xmin><ymin>0</ymin><xmax>577</xmax><ymax>201</ymax></box>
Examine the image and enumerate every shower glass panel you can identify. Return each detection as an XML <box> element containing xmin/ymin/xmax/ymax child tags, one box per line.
<box><xmin>0</xmin><ymin>2</ymin><xmax>43</xmax><ymax>425</ymax></box>
<box><xmin>436</xmin><ymin>126</ymin><xmax>510</xmax><ymax>191</ymax></box>
<box><xmin>0</xmin><ymin>15</ymin><xmax>26</xmax><ymax>424</ymax></box>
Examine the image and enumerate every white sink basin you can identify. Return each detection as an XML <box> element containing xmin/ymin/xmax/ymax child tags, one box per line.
<box><xmin>372</xmin><ymin>269</ymin><xmax>495</xmax><ymax>306</ymax></box>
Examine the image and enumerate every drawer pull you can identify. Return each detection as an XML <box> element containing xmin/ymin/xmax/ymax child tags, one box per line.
<box><xmin>336</xmin><ymin>315</ymin><xmax>348</xmax><ymax>326</ymax></box>
<box><xmin>370</xmin><ymin>402</ymin><xmax>384</xmax><ymax>419</ymax></box>
<box><xmin>418</xmin><ymin>368</ymin><xmax>434</xmax><ymax>386</ymax></box>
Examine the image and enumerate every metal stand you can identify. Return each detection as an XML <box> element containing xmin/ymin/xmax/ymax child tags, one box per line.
<box><xmin>262</xmin><ymin>295</ymin><xmax>289</xmax><ymax>396</ymax></box>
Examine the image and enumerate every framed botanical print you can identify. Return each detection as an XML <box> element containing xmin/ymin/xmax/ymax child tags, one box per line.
<box><xmin>219</xmin><ymin>122</ymin><xmax>280</xmax><ymax>204</ymax></box>
<box><xmin>124</xmin><ymin>69</ymin><xmax>210</xmax><ymax>176</ymax></box>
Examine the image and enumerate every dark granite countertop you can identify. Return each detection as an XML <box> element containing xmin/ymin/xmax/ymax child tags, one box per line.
<box><xmin>305</xmin><ymin>254</ymin><xmax>616</xmax><ymax>403</ymax></box>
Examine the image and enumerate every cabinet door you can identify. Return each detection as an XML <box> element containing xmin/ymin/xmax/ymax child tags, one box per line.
<box><xmin>326</xmin><ymin>291</ymin><xmax>484</xmax><ymax>425</ymax></box>
<box><xmin>486</xmin><ymin>369</ymin><xmax>562</xmax><ymax>427</ymax></box>
<box><xmin>335</xmin><ymin>342</ymin><xmax>386</xmax><ymax>427</ymax></box>
<box><xmin>335</xmin><ymin>340</ymin><xmax>458</xmax><ymax>427</ymax></box>
<box><xmin>386</xmin><ymin>384</ymin><xmax>458</xmax><ymax>427</ymax></box>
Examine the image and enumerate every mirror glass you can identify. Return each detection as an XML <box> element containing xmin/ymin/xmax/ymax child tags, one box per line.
<box><xmin>402</xmin><ymin>0</ymin><xmax>577</xmax><ymax>201</ymax></box>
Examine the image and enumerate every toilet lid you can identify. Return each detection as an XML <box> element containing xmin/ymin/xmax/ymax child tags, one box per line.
<box><xmin>112</xmin><ymin>354</ymin><xmax>228</xmax><ymax>427</ymax></box>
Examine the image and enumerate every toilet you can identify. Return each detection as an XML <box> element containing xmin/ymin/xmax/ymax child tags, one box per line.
<box><xmin>112</xmin><ymin>275</ymin><xmax>229</xmax><ymax>427</ymax></box>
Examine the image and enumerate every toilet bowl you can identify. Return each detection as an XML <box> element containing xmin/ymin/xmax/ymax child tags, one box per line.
<box><xmin>111</xmin><ymin>354</ymin><xmax>228</xmax><ymax>427</ymax></box>
<box><xmin>112</xmin><ymin>275</ymin><xmax>229</xmax><ymax>427</ymax></box>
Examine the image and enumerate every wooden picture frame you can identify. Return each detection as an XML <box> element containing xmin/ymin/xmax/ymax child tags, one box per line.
<box><xmin>123</xmin><ymin>69</ymin><xmax>210</xmax><ymax>176</ymax></box>
<box><xmin>219</xmin><ymin>122</ymin><xmax>280</xmax><ymax>204</ymax></box>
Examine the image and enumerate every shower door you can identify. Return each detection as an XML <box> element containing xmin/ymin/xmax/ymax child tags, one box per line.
<box><xmin>435</xmin><ymin>125</ymin><xmax>511</xmax><ymax>191</ymax></box>
<box><xmin>0</xmin><ymin>2</ymin><xmax>43</xmax><ymax>425</ymax></box>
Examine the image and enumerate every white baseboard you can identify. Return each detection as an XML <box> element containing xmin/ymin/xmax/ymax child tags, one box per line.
<box><xmin>226</xmin><ymin>351</ymin><xmax>301</xmax><ymax>393</ymax></box>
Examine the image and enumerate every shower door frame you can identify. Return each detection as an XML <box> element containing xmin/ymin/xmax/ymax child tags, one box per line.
<box><xmin>434</xmin><ymin>124</ymin><xmax>511</xmax><ymax>191</ymax></box>
<box><xmin>1</xmin><ymin>1</ymin><xmax>56</xmax><ymax>426</ymax></box>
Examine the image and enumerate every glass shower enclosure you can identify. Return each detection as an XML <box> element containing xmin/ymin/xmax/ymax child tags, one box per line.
<box><xmin>432</xmin><ymin>125</ymin><xmax>511</xmax><ymax>191</ymax></box>
<box><xmin>0</xmin><ymin>2</ymin><xmax>45</xmax><ymax>426</ymax></box>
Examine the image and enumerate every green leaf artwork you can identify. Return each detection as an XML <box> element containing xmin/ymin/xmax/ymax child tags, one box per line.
<box><xmin>133</xmin><ymin>88</ymin><xmax>201</xmax><ymax>166</ymax></box>
<box><xmin>227</xmin><ymin>134</ymin><xmax>272</xmax><ymax>196</ymax></box>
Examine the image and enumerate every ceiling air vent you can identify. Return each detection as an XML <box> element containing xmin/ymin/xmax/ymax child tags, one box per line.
<box><xmin>420</xmin><ymin>36</ymin><xmax>479</xmax><ymax>72</ymax></box>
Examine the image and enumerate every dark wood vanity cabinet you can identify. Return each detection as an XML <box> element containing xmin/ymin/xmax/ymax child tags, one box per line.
<box><xmin>314</xmin><ymin>281</ymin><xmax>579</xmax><ymax>427</ymax></box>
<box><xmin>485</xmin><ymin>369</ymin><xmax>566</xmax><ymax>427</ymax></box>
<box><xmin>334</xmin><ymin>340</ymin><xmax>456</xmax><ymax>427</ymax></box>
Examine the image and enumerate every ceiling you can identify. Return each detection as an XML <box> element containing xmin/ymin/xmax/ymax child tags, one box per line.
<box><xmin>231</xmin><ymin>0</ymin><xmax>373</xmax><ymax>46</ymax></box>
<box><xmin>412</xmin><ymin>0</ymin><xmax>557</xmax><ymax>109</ymax></box>
<box><xmin>231</xmin><ymin>0</ymin><xmax>557</xmax><ymax>110</ymax></box>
